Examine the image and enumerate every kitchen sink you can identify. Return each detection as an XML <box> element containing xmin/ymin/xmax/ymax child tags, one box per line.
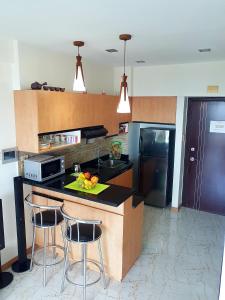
<box><xmin>100</xmin><ymin>159</ymin><xmax>125</xmax><ymax>169</ymax></box>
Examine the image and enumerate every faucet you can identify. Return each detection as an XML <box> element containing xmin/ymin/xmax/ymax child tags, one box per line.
<box><xmin>97</xmin><ymin>147</ymin><xmax>105</xmax><ymax>167</ymax></box>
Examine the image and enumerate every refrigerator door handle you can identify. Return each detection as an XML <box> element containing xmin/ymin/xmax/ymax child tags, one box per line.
<box><xmin>139</xmin><ymin>135</ymin><xmax>143</xmax><ymax>154</ymax></box>
<box><xmin>137</xmin><ymin>155</ymin><xmax>142</xmax><ymax>195</ymax></box>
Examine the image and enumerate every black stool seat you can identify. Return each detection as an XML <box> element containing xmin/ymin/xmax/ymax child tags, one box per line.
<box><xmin>32</xmin><ymin>210</ymin><xmax>63</xmax><ymax>227</ymax></box>
<box><xmin>66</xmin><ymin>223</ymin><xmax>102</xmax><ymax>242</ymax></box>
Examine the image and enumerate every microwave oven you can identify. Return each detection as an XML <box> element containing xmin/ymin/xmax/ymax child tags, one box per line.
<box><xmin>24</xmin><ymin>155</ymin><xmax>65</xmax><ymax>182</ymax></box>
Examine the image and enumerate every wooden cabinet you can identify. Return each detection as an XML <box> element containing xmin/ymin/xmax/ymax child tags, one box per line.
<box><xmin>132</xmin><ymin>96</ymin><xmax>177</xmax><ymax>124</ymax></box>
<box><xmin>14</xmin><ymin>91</ymin><xmax>132</xmax><ymax>153</ymax></box>
<box><xmin>106</xmin><ymin>169</ymin><xmax>133</xmax><ymax>188</ymax></box>
<box><xmin>97</xmin><ymin>95</ymin><xmax>119</xmax><ymax>136</ymax></box>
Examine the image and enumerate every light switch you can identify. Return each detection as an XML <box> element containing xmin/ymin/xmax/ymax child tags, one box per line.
<box><xmin>1</xmin><ymin>147</ymin><xmax>18</xmax><ymax>164</ymax></box>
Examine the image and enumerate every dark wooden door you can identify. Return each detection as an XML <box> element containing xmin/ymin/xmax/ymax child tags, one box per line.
<box><xmin>183</xmin><ymin>98</ymin><xmax>225</xmax><ymax>215</ymax></box>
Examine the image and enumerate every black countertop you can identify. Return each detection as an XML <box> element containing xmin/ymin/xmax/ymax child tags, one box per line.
<box><xmin>22</xmin><ymin>158</ymin><xmax>136</xmax><ymax>207</ymax></box>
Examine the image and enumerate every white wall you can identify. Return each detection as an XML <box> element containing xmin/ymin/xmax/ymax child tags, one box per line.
<box><xmin>113</xmin><ymin>61</ymin><xmax>225</xmax><ymax>96</ymax></box>
<box><xmin>133</xmin><ymin>61</ymin><xmax>225</xmax><ymax>96</ymax></box>
<box><xmin>0</xmin><ymin>40</ymin><xmax>19</xmax><ymax>264</ymax></box>
<box><xmin>172</xmin><ymin>97</ymin><xmax>188</xmax><ymax>207</ymax></box>
<box><xmin>114</xmin><ymin>61</ymin><xmax>225</xmax><ymax>208</ymax></box>
<box><xmin>18</xmin><ymin>42</ymin><xmax>114</xmax><ymax>94</ymax></box>
<box><xmin>84</xmin><ymin>60</ymin><xmax>114</xmax><ymax>94</ymax></box>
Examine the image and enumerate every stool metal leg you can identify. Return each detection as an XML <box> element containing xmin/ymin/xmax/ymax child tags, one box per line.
<box><xmin>60</xmin><ymin>223</ymin><xmax>73</xmax><ymax>260</ymax></box>
<box><xmin>82</xmin><ymin>244</ymin><xmax>87</xmax><ymax>300</ymax></box>
<box><xmin>69</xmin><ymin>244</ymin><xmax>74</xmax><ymax>260</ymax></box>
<box><xmin>61</xmin><ymin>239</ymin><xmax>69</xmax><ymax>293</ymax></box>
<box><xmin>30</xmin><ymin>225</ymin><xmax>36</xmax><ymax>271</ymax></box>
<box><xmin>98</xmin><ymin>239</ymin><xmax>106</xmax><ymax>289</ymax></box>
<box><xmin>43</xmin><ymin>228</ymin><xmax>47</xmax><ymax>287</ymax></box>
<box><xmin>51</xmin><ymin>227</ymin><xmax>56</xmax><ymax>259</ymax></box>
<box><xmin>60</xmin><ymin>223</ymin><xmax>64</xmax><ymax>243</ymax></box>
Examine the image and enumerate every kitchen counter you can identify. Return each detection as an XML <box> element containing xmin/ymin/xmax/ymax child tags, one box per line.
<box><xmin>22</xmin><ymin>156</ymin><xmax>134</xmax><ymax>207</ymax></box>
<box><xmin>23</xmin><ymin>172</ymin><xmax>133</xmax><ymax>207</ymax></box>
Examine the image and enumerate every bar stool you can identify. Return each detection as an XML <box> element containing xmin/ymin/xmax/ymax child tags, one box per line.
<box><xmin>24</xmin><ymin>193</ymin><xmax>64</xmax><ymax>286</ymax></box>
<box><xmin>60</xmin><ymin>205</ymin><xmax>106</xmax><ymax>300</ymax></box>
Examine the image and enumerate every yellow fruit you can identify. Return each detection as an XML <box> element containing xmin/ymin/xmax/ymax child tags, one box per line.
<box><xmin>78</xmin><ymin>173</ymin><xmax>85</xmax><ymax>180</ymax></box>
<box><xmin>91</xmin><ymin>176</ymin><xmax>99</xmax><ymax>184</ymax></box>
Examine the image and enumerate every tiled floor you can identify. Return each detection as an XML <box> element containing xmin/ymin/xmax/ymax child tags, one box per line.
<box><xmin>1</xmin><ymin>206</ymin><xmax>225</xmax><ymax>300</ymax></box>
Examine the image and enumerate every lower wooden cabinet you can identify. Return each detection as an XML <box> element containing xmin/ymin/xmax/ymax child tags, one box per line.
<box><xmin>106</xmin><ymin>169</ymin><xmax>133</xmax><ymax>188</ymax></box>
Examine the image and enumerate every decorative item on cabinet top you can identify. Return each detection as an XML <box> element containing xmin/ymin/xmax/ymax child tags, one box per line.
<box><xmin>31</xmin><ymin>81</ymin><xmax>47</xmax><ymax>90</ymax></box>
<box><xmin>31</xmin><ymin>81</ymin><xmax>65</xmax><ymax>92</ymax></box>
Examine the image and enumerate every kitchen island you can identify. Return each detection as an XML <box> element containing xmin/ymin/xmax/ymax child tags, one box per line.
<box><xmin>19</xmin><ymin>169</ymin><xmax>144</xmax><ymax>281</ymax></box>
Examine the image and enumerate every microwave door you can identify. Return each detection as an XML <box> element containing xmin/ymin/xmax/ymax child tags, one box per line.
<box><xmin>41</xmin><ymin>160</ymin><xmax>62</xmax><ymax>181</ymax></box>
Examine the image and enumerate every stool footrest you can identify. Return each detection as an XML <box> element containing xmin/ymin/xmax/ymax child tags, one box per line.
<box><xmin>66</xmin><ymin>259</ymin><xmax>103</xmax><ymax>287</ymax></box>
<box><xmin>33</xmin><ymin>244</ymin><xmax>64</xmax><ymax>267</ymax></box>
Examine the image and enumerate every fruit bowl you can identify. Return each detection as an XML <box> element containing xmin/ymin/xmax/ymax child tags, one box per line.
<box><xmin>76</xmin><ymin>172</ymin><xmax>99</xmax><ymax>190</ymax></box>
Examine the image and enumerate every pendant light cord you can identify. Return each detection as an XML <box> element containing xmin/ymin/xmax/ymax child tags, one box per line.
<box><xmin>77</xmin><ymin>46</ymin><xmax>80</xmax><ymax>56</ymax></box>
<box><xmin>124</xmin><ymin>41</ymin><xmax>126</xmax><ymax>74</ymax></box>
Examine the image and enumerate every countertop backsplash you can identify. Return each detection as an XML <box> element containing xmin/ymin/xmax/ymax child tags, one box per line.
<box><xmin>18</xmin><ymin>133</ymin><xmax>128</xmax><ymax>176</ymax></box>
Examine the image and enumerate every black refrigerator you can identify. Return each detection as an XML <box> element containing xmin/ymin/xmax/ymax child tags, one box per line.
<box><xmin>136</xmin><ymin>127</ymin><xmax>175</xmax><ymax>207</ymax></box>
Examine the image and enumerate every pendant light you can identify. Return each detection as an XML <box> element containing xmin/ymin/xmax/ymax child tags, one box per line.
<box><xmin>73</xmin><ymin>41</ymin><xmax>86</xmax><ymax>92</ymax></box>
<box><xmin>117</xmin><ymin>34</ymin><xmax>131</xmax><ymax>113</ymax></box>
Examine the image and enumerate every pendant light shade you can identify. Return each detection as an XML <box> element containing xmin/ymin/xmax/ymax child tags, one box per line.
<box><xmin>73</xmin><ymin>41</ymin><xmax>86</xmax><ymax>92</ymax></box>
<box><xmin>117</xmin><ymin>74</ymin><xmax>130</xmax><ymax>113</ymax></box>
<box><xmin>117</xmin><ymin>34</ymin><xmax>132</xmax><ymax>114</ymax></box>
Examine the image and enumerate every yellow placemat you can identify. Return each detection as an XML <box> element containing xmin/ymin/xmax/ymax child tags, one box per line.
<box><xmin>64</xmin><ymin>181</ymin><xmax>109</xmax><ymax>195</ymax></box>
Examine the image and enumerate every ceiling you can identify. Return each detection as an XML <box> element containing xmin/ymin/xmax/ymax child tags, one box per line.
<box><xmin>0</xmin><ymin>0</ymin><xmax>225</xmax><ymax>66</ymax></box>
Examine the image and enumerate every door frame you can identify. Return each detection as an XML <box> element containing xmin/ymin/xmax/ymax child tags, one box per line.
<box><xmin>182</xmin><ymin>97</ymin><xmax>225</xmax><ymax>207</ymax></box>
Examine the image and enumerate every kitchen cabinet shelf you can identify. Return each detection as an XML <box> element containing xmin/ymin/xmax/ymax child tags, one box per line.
<box><xmin>14</xmin><ymin>90</ymin><xmax>132</xmax><ymax>153</ymax></box>
<box><xmin>39</xmin><ymin>130</ymin><xmax>81</xmax><ymax>153</ymax></box>
<box><xmin>39</xmin><ymin>142</ymin><xmax>78</xmax><ymax>153</ymax></box>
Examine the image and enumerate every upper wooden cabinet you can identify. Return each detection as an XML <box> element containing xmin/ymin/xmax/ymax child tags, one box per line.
<box><xmin>132</xmin><ymin>96</ymin><xmax>177</xmax><ymax>124</ymax></box>
<box><xmin>14</xmin><ymin>90</ymin><xmax>132</xmax><ymax>153</ymax></box>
